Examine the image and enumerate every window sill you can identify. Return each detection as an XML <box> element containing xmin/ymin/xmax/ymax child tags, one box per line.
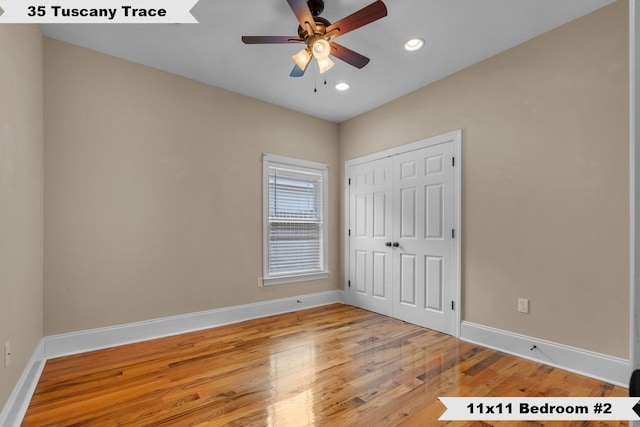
<box><xmin>263</xmin><ymin>272</ymin><xmax>330</xmax><ymax>286</ymax></box>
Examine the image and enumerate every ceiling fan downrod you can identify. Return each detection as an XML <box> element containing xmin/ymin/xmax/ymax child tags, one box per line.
<box><xmin>307</xmin><ymin>0</ymin><xmax>324</xmax><ymax>17</ymax></box>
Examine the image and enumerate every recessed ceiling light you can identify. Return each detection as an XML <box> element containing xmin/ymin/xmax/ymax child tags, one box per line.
<box><xmin>335</xmin><ymin>82</ymin><xmax>350</xmax><ymax>91</ymax></box>
<box><xmin>404</xmin><ymin>38</ymin><xmax>425</xmax><ymax>51</ymax></box>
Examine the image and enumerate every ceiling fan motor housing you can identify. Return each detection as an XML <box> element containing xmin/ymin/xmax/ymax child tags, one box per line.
<box><xmin>297</xmin><ymin>16</ymin><xmax>330</xmax><ymax>40</ymax></box>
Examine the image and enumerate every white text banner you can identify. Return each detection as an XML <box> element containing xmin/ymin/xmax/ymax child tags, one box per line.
<box><xmin>439</xmin><ymin>397</ymin><xmax>640</xmax><ymax>421</ymax></box>
<box><xmin>0</xmin><ymin>0</ymin><xmax>199</xmax><ymax>23</ymax></box>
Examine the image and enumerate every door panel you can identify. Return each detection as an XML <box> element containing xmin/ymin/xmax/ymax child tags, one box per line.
<box><xmin>373</xmin><ymin>192</ymin><xmax>387</xmax><ymax>237</ymax></box>
<box><xmin>400</xmin><ymin>254</ymin><xmax>417</xmax><ymax>305</ymax></box>
<box><xmin>426</xmin><ymin>154</ymin><xmax>444</xmax><ymax>175</ymax></box>
<box><xmin>354</xmin><ymin>250</ymin><xmax>367</xmax><ymax>294</ymax></box>
<box><xmin>372</xmin><ymin>251</ymin><xmax>387</xmax><ymax>298</ymax></box>
<box><xmin>400</xmin><ymin>188</ymin><xmax>417</xmax><ymax>238</ymax></box>
<box><xmin>392</xmin><ymin>142</ymin><xmax>455</xmax><ymax>334</ymax></box>
<box><xmin>425</xmin><ymin>184</ymin><xmax>443</xmax><ymax>239</ymax></box>
<box><xmin>355</xmin><ymin>194</ymin><xmax>367</xmax><ymax>237</ymax></box>
<box><xmin>348</xmin><ymin>157</ymin><xmax>393</xmax><ymax>315</ymax></box>
<box><xmin>425</xmin><ymin>255</ymin><xmax>443</xmax><ymax>311</ymax></box>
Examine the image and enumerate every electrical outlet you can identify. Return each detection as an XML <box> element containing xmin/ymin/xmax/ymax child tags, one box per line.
<box><xmin>518</xmin><ymin>298</ymin><xmax>529</xmax><ymax>314</ymax></box>
<box><xmin>257</xmin><ymin>277</ymin><xmax>263</xmax><ymax>288</ymax></box>
<box><xmin>4</xmin><ymin>341</ymin><xmax>10</xmax><ymax>368</ymax></box>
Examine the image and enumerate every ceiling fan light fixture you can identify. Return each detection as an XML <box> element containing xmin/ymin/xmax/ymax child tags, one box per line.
<box><xmin>404</xmin><ymin>38</ymin><xmax>425</xmax><ymax>51</ymax></box>
<box><xmin>317</xmin><ymin>57</ymin><xmax>334</xmax><ymax>74</ymax></box>
<box><xmin>312</xmin><ymin>39</ymin><xmax>331</xmax><ymax>60</ymax></box>
<box><xmin>241</xmin><ymin>0</ymin><xmax>388</xmax><ymax>78</ymax></box>
<box><xmin>292</xmin><ymin>48</ymin><xmax>312</xmax><ymax>70</ymax></box>
<box><xmin>335</xmin><ymin>82</ymin><xmax>350</xmax><ymax>91</ymax></box>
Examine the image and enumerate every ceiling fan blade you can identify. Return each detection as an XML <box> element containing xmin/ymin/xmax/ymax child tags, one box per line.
<box><xmin>287</xmin><ymin>0</ymin><xmax>316</xmax><ymax>33</ymax></box>
<box><xmin>326</xmin><ymin>0</ymin><xmax>387</xmax><ymax>39</ymax></box>
<box><xmin>290</xmin><ymin>64</ymin><xmax>306</xmax><ymax>77</ymax></box>
<box><xmin>242</xmin><ymin>36</ymin><xmax>303</xmax><ymax>44</ymax></box>
<box><xmin>331</xmin><ymin>43</ymin><xmax>370</xmax><ymax>69</ymax></box>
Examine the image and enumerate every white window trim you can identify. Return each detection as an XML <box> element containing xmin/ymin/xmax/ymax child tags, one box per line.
<box><xmin>262</xmin><ymin>153</ymin><xmax>329</xmax><ymax>286</ymax></box>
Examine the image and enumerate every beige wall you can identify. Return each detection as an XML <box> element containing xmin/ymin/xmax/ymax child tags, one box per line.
<box><xmin>340</xmin><ymin>1</ymin><xmax>629</xmax><ymax>358</ymax></box>
<box><xmin>39</xmin><ymin>0</ymin><xmax>632</xmax><ymax>359</ymax></box>
<box><xmin>0</xmin><ymin>26</ymin><xmax>43</xmax><ymax>407</ymax></box>
<box><xmin>44</xmin><ymin>38</ymin><xmax>340</xmax><ymax>335</ymax></box>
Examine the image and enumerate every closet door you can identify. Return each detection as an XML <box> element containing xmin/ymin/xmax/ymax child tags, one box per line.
<box><xmin>392</xmin><ymin>142</ymin><xmax>455</xmax><ymax>334</ymax></box>
<box><xmin>347</xmin><ymin>157</ymin><xmax>393</xmax><ymax>316</ymax></box>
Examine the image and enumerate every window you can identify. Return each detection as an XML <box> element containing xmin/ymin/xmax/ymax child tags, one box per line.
<box><xmin>263</xmin><ymin>154</ymin><xmax>329</xmax><ymax>285</ymax></box>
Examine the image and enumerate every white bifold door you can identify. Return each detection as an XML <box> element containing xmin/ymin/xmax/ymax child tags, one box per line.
<box><xmin>347</xmin><ymin>133</ymin><xmax>459</xmax><ymax>336</ymax></box>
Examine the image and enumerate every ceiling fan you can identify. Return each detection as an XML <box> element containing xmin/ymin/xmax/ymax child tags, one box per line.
<box><xmin>242</xmin><ymin>0</ymin><xmax>388</xmax><ymax>77</ymax></box>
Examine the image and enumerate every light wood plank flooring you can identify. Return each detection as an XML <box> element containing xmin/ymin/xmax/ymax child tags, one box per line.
<box><xmin>22</xmin><ymin>304</ymin><xmax>628</xmax><ymax>426</ymax></box>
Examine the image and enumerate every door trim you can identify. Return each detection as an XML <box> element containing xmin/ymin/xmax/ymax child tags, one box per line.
<box><xmin>344</xmin><ymin>129</ymin><xmax>462</xmax><ymax>337</ymax></box>
<box><xmin>630</xmin><ymin>0</ymin><xmax>638</xmax><ymax>390</ymax></box>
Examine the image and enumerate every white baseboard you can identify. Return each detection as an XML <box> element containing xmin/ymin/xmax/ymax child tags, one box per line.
<box><xmin>44</xmin><ymin>290</ymin><xmax>345</xmax><ymax>359</ymax></box>
<box><xmin>0</xmin><ymin>339</ymin><xmax>46</xmax><ymax>427</ymax></box>
<box><xmin>460</xmin><ymin>321</ymin><xmax>630</xmax><ymax>387</ymax></box>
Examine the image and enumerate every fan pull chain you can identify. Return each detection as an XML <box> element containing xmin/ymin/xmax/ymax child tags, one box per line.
<box><xmin>312</xmin><ymin>61</ymin><xmax>329</xmax><ymax>93</ymax></box>
<box><xmin>313</xmin><ymin>59</ymin><xmax>318</xmax><ymax>93</ymax></box>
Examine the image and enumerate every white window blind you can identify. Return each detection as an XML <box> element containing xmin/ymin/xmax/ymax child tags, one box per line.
<box><xmin>263</xmin><ymin>155</ymin><xmax>328</xmax><ymax>285</ymax></box>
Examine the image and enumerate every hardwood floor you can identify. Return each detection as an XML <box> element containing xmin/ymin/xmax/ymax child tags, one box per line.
<box><xmin>23</xmin><ymin>304</ymin><xmax>628</xmax><ymax>426</ymax></box>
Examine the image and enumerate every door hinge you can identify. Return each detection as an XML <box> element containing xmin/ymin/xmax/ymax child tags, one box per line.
<box><xmin>452</xmin><ymin>229</ymin><xmax>455</xmax><ymax>239</ymax></box>
<box><xmin>348</xmin><ymin>229</ymin><xmax>351</xmax><ymax>236</ymax></box>
<box><xmin>348</xmin><ymin>280</ymin><xmax>351</xmax><ymax>288</ymax></box>
<box><xmin>451</xmin><ymin>301</ymin><xmax>455</xmax><ymax>310</ymax></box>
<box><xmin>452</xmin><ymin>157</ymin><xmax>455</xmax><ymax>167</ymax></box>
<box><xmin>348</xmin><ymin>178</ymin><xmax>351</xmax><ymax>185</ymax></box>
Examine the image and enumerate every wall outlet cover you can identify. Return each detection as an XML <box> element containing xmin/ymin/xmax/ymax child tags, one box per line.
<box><xmin>518</xmin><ymin>298</ymin><xmax>529</xmax><ymax>314</ymax></box>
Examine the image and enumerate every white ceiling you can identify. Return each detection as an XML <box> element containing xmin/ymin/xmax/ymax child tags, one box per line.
<box><xmin>41</xmin><ymin>0</ymin><xmax>617</xmax><ymax>123</ymax></box>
